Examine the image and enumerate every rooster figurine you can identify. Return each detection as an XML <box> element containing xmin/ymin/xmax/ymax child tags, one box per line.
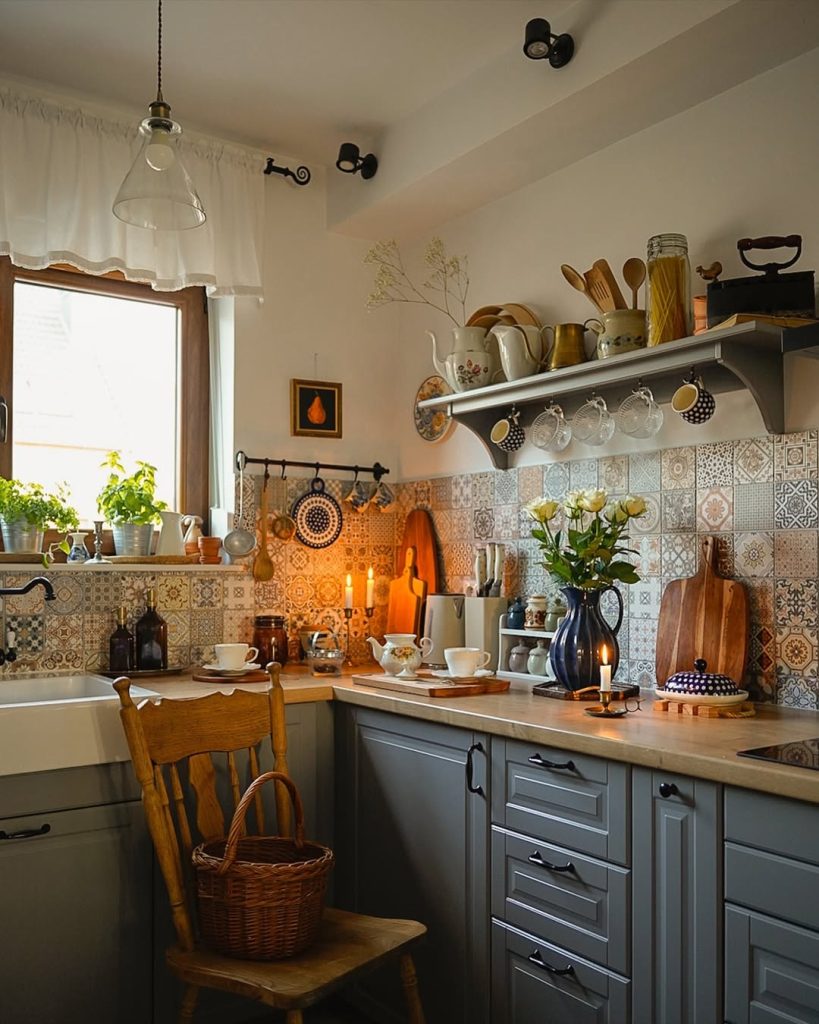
<box><xmin>696</xmin><ymin>261</ymin><xmax>723</xmax><ymax>282</ymax></box>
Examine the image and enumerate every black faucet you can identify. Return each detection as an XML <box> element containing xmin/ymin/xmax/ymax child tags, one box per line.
<box><xmin>0</xmin><ymin>576</ymin><xmax>56</xmax><ymax>601</ymax></box>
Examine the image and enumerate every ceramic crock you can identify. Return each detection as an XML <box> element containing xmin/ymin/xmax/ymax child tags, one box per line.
<box><xmin>588</xmin><ymin>309</ymin><xmax>647</xmax><ymax>359</ymax></box>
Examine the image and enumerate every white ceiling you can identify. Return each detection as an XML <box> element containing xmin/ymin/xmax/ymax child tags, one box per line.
<box><xmin>0</xmin><ymin>0</ymin><xmax>562</xmax><ymax>161</ymax></box>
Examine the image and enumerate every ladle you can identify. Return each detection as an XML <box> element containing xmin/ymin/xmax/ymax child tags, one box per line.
<box><xmin>253</xmin><ymin>469</ymin><xmax>274</xmax><ymax>582</ymax></box>
<box><xmin>561</xmin><ymin>263</ymin><xmax>603</xmax><ymax>312</ymax></box>
<box><xmin>622</xmin><ymin>257</ymin><xmax>647</xmax><ymax>310</ymax></box>
<box><xmin>223</xmin><ymin>452</ymin><xmax>257</xmax><ymax>558</ymax></box>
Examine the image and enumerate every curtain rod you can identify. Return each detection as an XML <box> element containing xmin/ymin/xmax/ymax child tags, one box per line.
<box><xmin>235</xmin><ymin>451</ymin><xmax>389</xmax><ymax>482</ymax></box>
<box><xmin>263</xmin><ymin>157</ymin><xmax>311</xmax><ymax>186</ymax></box>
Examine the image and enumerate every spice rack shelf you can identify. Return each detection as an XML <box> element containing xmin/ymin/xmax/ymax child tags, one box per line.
<box><xmin>418</xmin><ymin>320</ymin><xmax>815</xmax><ymax>469</ymax></box>
<box><xmin>496</xmin><ymin>615</ymin><xmax>555</xmax><ymax>684</ymax></box>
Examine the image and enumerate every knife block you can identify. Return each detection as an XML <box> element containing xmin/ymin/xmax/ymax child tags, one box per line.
<box><xmin>464</xmin><ymin>597</ymin><xmax>507</xmax><ymax>673</ymax></box>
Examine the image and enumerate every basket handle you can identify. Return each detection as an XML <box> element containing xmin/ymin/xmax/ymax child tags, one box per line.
<box><xmin>217</xmin><ymin>771</ymin><xmax>305</xmax><ymax>875</ymax></box>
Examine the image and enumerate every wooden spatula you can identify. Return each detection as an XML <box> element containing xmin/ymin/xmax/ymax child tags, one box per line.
<box><xmin>586</xmin><ymin>260</ymin><xmax>627</xmax><ymax>311</ymax></box>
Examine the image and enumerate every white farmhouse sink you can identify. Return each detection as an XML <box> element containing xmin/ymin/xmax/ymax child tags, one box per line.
<box><xmin>0</xmin><ymin>674</ymin><xmax>158</xmax><ymax>707</ymax></box>
<box><xmin>0</xmin><ymin>674</ymin><xmax>159</xmax><ymax>776</ymax></box>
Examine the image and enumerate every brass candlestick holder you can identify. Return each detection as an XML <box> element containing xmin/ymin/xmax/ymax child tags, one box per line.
<box><xmin>585</xmin><ymin>689</ymin><xmax>642</xmax><ymax>718</ymax></box>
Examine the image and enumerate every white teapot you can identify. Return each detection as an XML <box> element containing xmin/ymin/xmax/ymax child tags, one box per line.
<box><xmin>367</xmin><ymin>633</ymin><xmax>434</xmax><ymax>679</ymax></box>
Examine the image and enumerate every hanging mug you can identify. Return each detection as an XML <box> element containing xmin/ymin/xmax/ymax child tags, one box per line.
<box><xmin>490</xmin><ymin>408</ymin><xmax>525</xmax><ymax>452</ymax></box>
<box><xmin>671</xmin><ymin>374</ymin><xmax>715</xmax><ymax>424</ymax></box>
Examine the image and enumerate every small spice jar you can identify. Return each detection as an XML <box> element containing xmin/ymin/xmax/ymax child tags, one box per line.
<box><xmin>508</xmin><ymin>642</ymin><xmax>532</xmax><ymax>674</ymax></box>
<box><xmin>646</xmin><ymin>232</ymin><xmax>691</xmax><ymax>346</ymax></box>
<box><xmin>252</xmin><ymin>614</ymin><xmax>289</xmax><ymax>667</ymax></box>
<box><xmin>524</xmin><ymin>595</ymin><xmax>548</xmax><ymax>631</ymax></box>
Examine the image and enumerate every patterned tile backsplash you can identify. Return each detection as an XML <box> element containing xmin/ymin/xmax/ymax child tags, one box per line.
<box><xmin>3</xmin><ymin>432</ymin><xmax>819</xmax><ymax>713</ymax></box>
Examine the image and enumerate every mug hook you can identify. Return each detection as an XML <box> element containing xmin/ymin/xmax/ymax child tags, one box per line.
<box><xmin>280</xmin><ymin>459</ymin><xmax>287</xmax><ymax>480</ymax></box>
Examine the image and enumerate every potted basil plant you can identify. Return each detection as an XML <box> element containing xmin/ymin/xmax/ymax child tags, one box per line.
<box><xmin>96</xmin><ymin>452</ymin><xmax>167</xmax><ymax>556</ymax></box>
<box><xmin>0</xmin><ymin>477</ymin><xmax>79</xmax><ymax>564</ymax></box>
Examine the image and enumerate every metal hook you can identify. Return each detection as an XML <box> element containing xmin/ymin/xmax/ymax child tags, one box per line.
<box><xmin>280</xmin><ymin>459</ymin><xmax>287</xmax><ymax>480</ymax></box>
<box><xmin>313</xmin><ymin>461</ymin><xmax>321</xmax><ymax>482</ymax></box>
<box><xmin>236</xmin><ymin>450</ymin><xmax>247</xmax><ymax>472</ymax></box>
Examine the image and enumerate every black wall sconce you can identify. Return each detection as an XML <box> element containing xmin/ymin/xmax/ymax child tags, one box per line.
<box><xmin>523</xmin><ymin>17</ymin><xmax>574</xmax><ymax>69</ymax></box>
<box><xmin>336</xmin><ymin>142</ymin><xmax>378</xmax><ymax>179</ymax></box>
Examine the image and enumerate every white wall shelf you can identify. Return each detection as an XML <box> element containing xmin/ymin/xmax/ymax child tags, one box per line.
<box><xmin>496</xmin><ymin>614</ymin><xmax>554</xmax><ymax>684</ymax></box>
<box><xmin>418</xmin><ymin>320</ymin><xmax>815</xmax><ymax>469</ymax></box>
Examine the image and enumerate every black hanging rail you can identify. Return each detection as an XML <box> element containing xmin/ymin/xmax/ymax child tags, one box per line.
<box><xmin>263</xmin><ymin>157</ymin><xmax>311</xmax><ymax>186</ymax></box>
<box><xmin>236</xmin><ymin>451</ymin><xmax>389</xmax><ymax>482</ymax></box>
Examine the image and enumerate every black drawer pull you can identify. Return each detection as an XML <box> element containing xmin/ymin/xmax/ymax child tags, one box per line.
<box><xmin>466</xmin><ymin>742</ymin><xmax>484</xmax><ymax>796</ymax></box>
<box><xmin>528</xmin><ymin>851</ymin><xmax>575</xmax><ymax>873</ymax></box>
<box><xmin>659</xmin><ymin>782</ymin><xmax>678</xmax><ymax>799</ymax></box>
<box><xmin>0</xmin><ymin>823</ymin><xmax>51</xmax><ymax>841</ymax></box>
<box><xmin>528</xmin><ymin>753</ymin><xmax>576</xmax><ymax>772</ymax></box>
<box><xmin>527</xmin><ymin>950</ymin><xmax>575</xmax><ymax>976</ymax></box>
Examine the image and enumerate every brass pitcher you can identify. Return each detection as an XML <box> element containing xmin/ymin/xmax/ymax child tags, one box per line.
<box><xmin>541</xmin><ymin>321</ymin><xmax>597</xmax><ymax>371</ymax></box>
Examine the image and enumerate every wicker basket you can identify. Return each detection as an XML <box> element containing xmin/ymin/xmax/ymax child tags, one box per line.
<box><xmin>192</xmin><ymin>771</ymin><xmax>334</xmax><ymax>960</ymax></box>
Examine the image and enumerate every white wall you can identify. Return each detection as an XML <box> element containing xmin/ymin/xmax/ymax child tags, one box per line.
<box><xmin>232</xmin><ymin>166</ymin><xmax>400</xmax><ymax>479</ymax></box>
<box><xmin>390</xmin><ymin>46</ymin><xmax>819</xmax><ymax>481</ymax></box>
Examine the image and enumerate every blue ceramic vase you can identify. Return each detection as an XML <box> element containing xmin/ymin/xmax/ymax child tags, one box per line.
<box><xmin>549</xmin><ymin>585</ymin><xmax>624</xmax><ymax>691</ymax></box>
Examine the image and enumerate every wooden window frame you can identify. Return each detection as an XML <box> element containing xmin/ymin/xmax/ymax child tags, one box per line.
<box><xmin>0</xmin><ymin>257</ymin><xmax>210</xmax><ymax>530</ymax></box>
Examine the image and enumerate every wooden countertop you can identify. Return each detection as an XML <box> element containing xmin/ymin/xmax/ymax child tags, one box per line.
<box><xmin>144</xmin><ymin>665</ymin><xmax>819</xmax><ymax>805</ymax></box>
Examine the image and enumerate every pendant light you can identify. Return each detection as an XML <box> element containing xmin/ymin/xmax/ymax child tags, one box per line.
<box><xmin>113</xmin><ymin>0</ymin><xmax>206</xmax><ymax>230</ymax></box>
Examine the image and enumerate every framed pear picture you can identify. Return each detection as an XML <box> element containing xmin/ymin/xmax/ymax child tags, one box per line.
<box><xmin>290</xmin><ymin>379</ymin><xmax>343</xmax><ymax>438</ymax></box>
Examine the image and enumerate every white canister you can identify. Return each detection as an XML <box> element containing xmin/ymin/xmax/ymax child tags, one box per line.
<box><xmin>524</xmin><ymin>595</ymin><xmax>548</xmax><ymax>631</ymax></box>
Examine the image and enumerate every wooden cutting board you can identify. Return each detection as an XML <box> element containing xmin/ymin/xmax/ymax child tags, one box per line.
<box><xmin>655</xmin><ymin>536</ymin><xmax>749</xmax><ymax>687</ymax></box>
<box><xmin>396</xmin><ymin>509</ymin><xmax>439</xmax><ymax>595</ymax></box>
<box><xmin>385</xmin><ymin>547</ymin><xmax>426</xmax><ymax>636</ymax></box>
<box><xmin>353</xmin><ymin>672</ymin><xmax>510</xmax><ymax>698</ymax></box>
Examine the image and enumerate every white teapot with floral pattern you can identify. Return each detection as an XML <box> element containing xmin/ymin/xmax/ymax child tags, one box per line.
<box><xmin>367</xmin><ymin>633</ymin><xmax>434</xmax><ymax>679</ymax></box>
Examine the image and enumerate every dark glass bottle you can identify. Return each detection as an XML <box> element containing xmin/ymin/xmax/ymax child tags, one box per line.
<box><xmin>109</xmin><ymin>606</ymin><xmax>134</xmax><ymax>672</ymax></box>
<box><xmin>136</xmin><ymin>587</ymin><xmax>167</xmax><ymax>670</ymax></box>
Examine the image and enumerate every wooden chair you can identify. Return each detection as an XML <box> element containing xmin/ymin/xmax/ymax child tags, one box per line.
<box><xmin>115</xmin><ymin>665</ymin><xmax>426</xmax><ymax>1024</ymax></box>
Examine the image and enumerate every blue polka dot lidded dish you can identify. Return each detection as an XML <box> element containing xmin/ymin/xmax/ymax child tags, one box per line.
<box><xmin>664</xmin><ymin>658</ymin><xmax>739</xmax><ymax>696</ymax></box>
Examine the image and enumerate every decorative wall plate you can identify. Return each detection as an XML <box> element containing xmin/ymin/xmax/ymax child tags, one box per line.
<box><xmin>291</xmin><ymin>478</ymin><xmax>343</xmax><ymax>548</ymax></box>
<box><xmin>414</xmin><ymin>375</ymin><xmax>454</xmax><ymax>444</ymax></box>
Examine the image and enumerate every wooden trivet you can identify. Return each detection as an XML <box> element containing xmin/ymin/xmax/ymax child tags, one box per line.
<box><xmin>532</xmin><ymin>681</ymin><xmax>640</xmax><ymax>701</ymax></box>
<box><xmin>653</xmin><ymin>698</ymin><xmax>756</xmax><ymax>719</ymax></box>
<box><xmin>192</xmin><ymin>668</ymin><xmax>271</xmax><ymax>683</ymax></box>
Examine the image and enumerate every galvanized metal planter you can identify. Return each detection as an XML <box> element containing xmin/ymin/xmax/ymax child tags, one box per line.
<box><xmin>0</xmin><ymin>517</ymin><xmax>45</xmax><ymax>554</ymax></box>
<box><xmin>111</xmin><ymin>523</ymin><xmax>154</xmax><ymax>557</ymax></box>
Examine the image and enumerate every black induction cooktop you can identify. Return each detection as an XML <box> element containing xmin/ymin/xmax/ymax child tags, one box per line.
<box><xmin>738</xmin><ymin>737</ymin><xmax>819</xmax><ymax>771</ymax></box>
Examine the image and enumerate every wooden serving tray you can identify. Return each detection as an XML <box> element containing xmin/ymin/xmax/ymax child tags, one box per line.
<box><xmin>191</xmin><ymin>668</ymin><xmax>270</xmax><ymax>683</ymax></box>
<box><xmin>353</xmin><ymin>672</ymin><xmax>511</xmax><ymax>698</ymax></box>
<box><xmin>108</xmin><ymin>554</ymin><xmax>200</xmax><ymax>564</ymax></box>
<box><xmin>654</xmin><ymin>697</ymin><xmax>755</xmax><ymax>719</ymax></box>
<box><xmin>0</xmin><ymin>552</ymin><xmax>44</xmax><ymax>563</ymax></box>
<box><xmin>100</xmin><ymin>667</ymin><xmax>185</xmax><ymax>679</ymax></box>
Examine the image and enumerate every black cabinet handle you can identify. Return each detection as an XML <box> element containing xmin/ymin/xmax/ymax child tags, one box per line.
<box><xmin>528</xmin><ymin>753</ymin><xmax>576</xmax><ymax>772</ymax></box>
<box><xmin>659</xmin><ymin>782</ymin><xmax>678</xmax><ymax>799</ymax></box>
<box><xmin>0</xmin><ymin>823</ymin><xmax>51</xmax><ymax>841</ymax></box>
<box><xmin>466</xmin><ymin>742</ymin><xmax>484</xmax><ymax>796</ymax></box>
<box><xmin>528</xmin><ymin>851</ymin><xmax>575</xmax><ymax>873</ymax></box>
<box><xmin>527</xmin><ymin>950</ymin><xmax>575</xmax><ymax>976</ymax></box>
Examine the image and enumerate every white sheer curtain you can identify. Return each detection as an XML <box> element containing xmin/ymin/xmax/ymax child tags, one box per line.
<box><xmin>0</xmin><ymin>83</ymin><xmax>265</xmax><ymax>296</ymax></box>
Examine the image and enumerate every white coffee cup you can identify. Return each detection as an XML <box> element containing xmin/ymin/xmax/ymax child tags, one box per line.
<box><xmin>444</xmin><ymin>646</ymin><xmax>491</xmax><ymax>678</ymax></box>
<box><xmin>214</xmin><ymin>643</ymin><xmax>259</xmax><ymax>670</ymax></box>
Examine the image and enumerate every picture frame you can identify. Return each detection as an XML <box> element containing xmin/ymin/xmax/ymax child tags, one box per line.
<box><xmin>290</xmin><ymin>379</ymin><xmax>343</xmax><ymax>438</ymax></box>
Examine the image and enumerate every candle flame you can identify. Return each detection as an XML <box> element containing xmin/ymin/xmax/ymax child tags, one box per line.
<box><xmin>346</xmin><ymin>574</ymin><xmax>352</xmax><ymax>587</ymax></box>
<box><xmin>601</xmin><ymin>644</ymin><xmax>609</xmax><ymax>665</ymax></box>
<box><xmin>367</xmin><ymin>566</ymin><xmax>374</xmax><ymax>580</ymax></box>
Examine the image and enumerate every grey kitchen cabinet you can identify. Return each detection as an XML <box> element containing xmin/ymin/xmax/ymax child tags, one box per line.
<box><xmin>491</xmin><ymin>920</ymin><xmax>631</xmax><ymax>1024</ymax></box>
<box><xmin>632</xmin><ymin>768</ymin><xmax>722</xmax><ymax>1024</ymax></box>
<box><xmin>0</xmin><ymin>763</ymin><xmax>152</xmax><ymax>1024</ymax></box>
<box><xmin>724</xmin><ymin>786</ymin><xmax>819</xmax><ymax>1024</ymax></box>
<box><xmin>334</xmin><ymin>704</ymin><xmax>489</xmax><ymax>1024</ymax></box>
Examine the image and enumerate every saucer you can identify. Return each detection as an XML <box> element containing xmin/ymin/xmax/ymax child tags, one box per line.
<box><xmin>202</xmin><ymin>662</ymin><xmax>262</xmax><ymax>677</ymax></box>
<box><xmin>429</xmin><ymin>668</ymin><xmax>493</xmax><ymax>681</ymax></box>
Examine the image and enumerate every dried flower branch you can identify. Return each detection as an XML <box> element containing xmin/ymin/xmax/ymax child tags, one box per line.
<box><xmin>364</xmin><ymin>237</ymin><xmax>470</xmax><ymax>326</ymax></box>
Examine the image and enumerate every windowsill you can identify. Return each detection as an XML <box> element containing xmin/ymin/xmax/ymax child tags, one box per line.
<box><xmin>0</xmin><ymin>562</ymin><xmax>249</xmax><ymax>573</ymax></box>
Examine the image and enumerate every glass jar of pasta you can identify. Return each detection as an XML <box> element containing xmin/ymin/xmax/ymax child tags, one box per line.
<box><xmin>646</xmin><ymin>233</ymin><xmax>691</xmax><ymax>346</ymax></box>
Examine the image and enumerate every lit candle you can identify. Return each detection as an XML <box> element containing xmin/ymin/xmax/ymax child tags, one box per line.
<box><xmin>366</xmin><ymin>566</ymin><xmax>375</xmax><ymax>609</ymax></box>
<box><xmin>344</xmin><ymin>573</ymin><xmax>354</xmax><ymax>610</ymax></box>
<box><xmin>599</xmin><ymin>644</ymin><xmax>612</xmax><ymax>692</ymax></box>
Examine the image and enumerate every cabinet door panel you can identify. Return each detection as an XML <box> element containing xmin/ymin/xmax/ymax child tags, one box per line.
<box><xmin>336</xmin><ymin>707</ymin><xmax>489</xmax><ymax>1024</ymax></box>
<box><xmin>491</xmin><ymin>921</ymin><xmax>630</xmax><ymax>1024</ymax></box>
<box><xmin>632</xmin><ymin>769</ymin><xmax>721</xmax><ymax>1024</ymax></box>
<box><xmin>0</xmin><ymin>801</ymin><xmax>151</xmax><ymax>1024</ymax></box>
<box><xmin>725</xmin><ymin>905</ymin><xmax>819</xmax><ymax>1023</ymax></box>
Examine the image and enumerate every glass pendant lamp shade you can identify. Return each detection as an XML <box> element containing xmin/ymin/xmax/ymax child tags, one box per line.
<box><xmin>113</xmin><ymin>100</ymin><xmax>206</xmax><ymax>230</ymax></box>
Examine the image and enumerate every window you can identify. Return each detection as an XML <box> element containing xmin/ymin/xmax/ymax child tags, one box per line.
<box><xmin>0</xmin><ymin>258</ymin><xmax>209</xmax><ymax>526</ymax></box>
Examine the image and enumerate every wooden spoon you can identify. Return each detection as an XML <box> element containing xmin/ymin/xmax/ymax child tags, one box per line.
<box><xmin>561</xmin><ymin>264</ymin><xmax>603</xmax><ymax>313</ymax></box>
<box><xmin>622</xmin><ymin>257</ymin><xmax>646</xmax><ymax>309</ymax></box>
<box><xmin>253</xmin><ymin>472</ymin><xmax>274</xmax><ymax>581</ymax></box>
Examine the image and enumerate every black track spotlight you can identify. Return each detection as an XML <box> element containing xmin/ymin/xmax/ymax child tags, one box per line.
<box><xmin>335</xmin><ymin>142</ymin><xmax>378</xmax><ymax>179</ymax></box>
<box><xmin>523</xmin><ymin>17</ymin><xmax>575</xmax><ymax>69</ymax></box>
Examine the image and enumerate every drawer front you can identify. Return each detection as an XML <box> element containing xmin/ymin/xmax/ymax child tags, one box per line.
<box><xmin>725</xmin><ymin>787</ymin><xmax>819</xmax><ymax>865</ymax></box>
<box><xmin>725</xmin><ymin>842</ymin><xmax>819</xmax><ymax>933</ymax></box>
<box><xmin>492</xmin><ymin>739</ymin><xmax>630</xmax><ymax>865</ymax></box>
<box><xmin>725</xmin><ymin>905</ymin><xmax>819</xmax><ymax>1024</ymax></box>
<box><xmin>491</xmin><ymin>826</ymin><xmax>630</xmax><ymax>974</ymax></box>
<box><xmin>491</xmin><ymin>920</ymin><xmax>630</xmax><ymax>1024</ymax></box>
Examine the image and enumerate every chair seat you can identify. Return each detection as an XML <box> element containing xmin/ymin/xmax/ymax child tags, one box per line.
<box><xmin>166</xmin><ymin>907</ymin><xmax>426</xmax><ymax>1010</ymax></box>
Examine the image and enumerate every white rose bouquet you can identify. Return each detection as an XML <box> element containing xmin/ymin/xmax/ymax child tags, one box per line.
<box><xmin>524</xmin><ymin>489</ymin><xmax>646</xmax><ymax>590</ymax></box>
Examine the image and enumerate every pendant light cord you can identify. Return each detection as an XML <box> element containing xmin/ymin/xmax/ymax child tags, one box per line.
<box><xmin>156</xmin><ymin>0</ymin><xmax>163</xmax><ymax>101</ymax></box>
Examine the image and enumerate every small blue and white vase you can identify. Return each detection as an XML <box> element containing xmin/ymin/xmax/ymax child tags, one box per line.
<box><xmin>66</xmin><ymin>531</ymin><xmax>90</xmax><ymax>565</ymax></box>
